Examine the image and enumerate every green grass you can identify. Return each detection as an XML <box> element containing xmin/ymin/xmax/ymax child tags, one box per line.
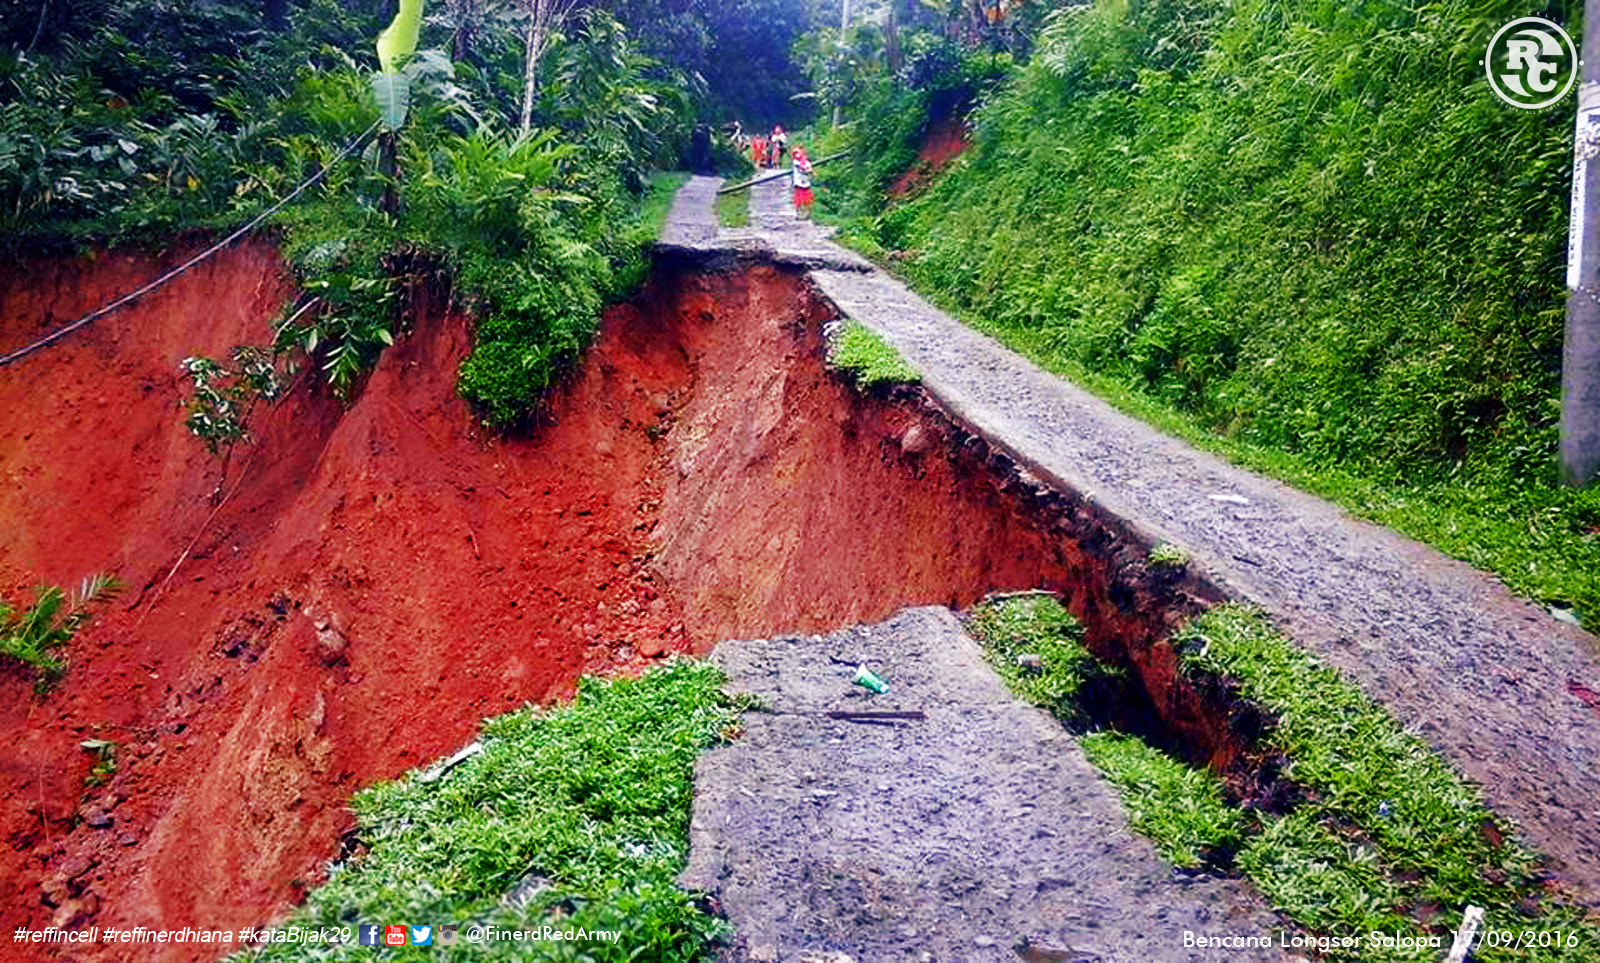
<box><xmin>966</xmin><ymin>595</ymin><xmax>1600</xmax><ymax>959</ymax></box>
<box><xmin>828</xmin><ymin>320</ymin><xmax>921</xmax><ymax>388</ymax></box>
<box><xmin>1146</xmin><ymin>543</ymin><xmax>1189</xmax><ymax>570</ymax></box>
<box><xmin>1178</xmin><ymin>605</ymin><xmax>1600</xmax><ymax>960</ymax></box>
<box><xmin>964</xmin><ymin>593</ymin><xmax>1105</xmax><ymax>723</ymax></box>
<box><xmin>712</xmin><ymin>188</ymin><xmax>748</xmax><ymax>228</ymax></box>
<box><xmin>642</xmin><ymin>172</ymin><xmax>693</xmax><ymax>243</ymax></box>
<box><xmin>823</xmin><ymin>0</ymin><xmax>1600</xmax><ymax>633</ymax></box>
<box><xmin>1237</xmin><ymin>808</ymin><xmax>1414</xmax><ymax>946</ymax></box>
<box><xmin>1079</xmin><ymin>731</ymin><xmax>1244</xmax><ymax>869</ymax></box>
<box><xmin>235</xmin><ymin>660</ymin><xmax>748</xmax><ymax>962</ymax></box>
<box><xmin>968</xmin><ymin>595</ymin><xmax>1244</xmax><ymax>870</ymax></box>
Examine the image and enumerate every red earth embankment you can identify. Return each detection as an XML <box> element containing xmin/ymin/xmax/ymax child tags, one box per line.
<box><xmin>1</xmin><ymin>244</ymin><xmax>1213</xmax><ymax>961</ymax></box>
<box><xmin>647</xmin><ymin>263</ymin><xmax>1099</xmax><ymax>638</ymax></box>
<box><xmin>888</xmin><ymin>112</ymin><xmax>969</xmax><ymax>198</ymax></box>
<box><xmin>0</xmin><ymin>240</ymin><xmax>692</xmax><ymax>959</ymax></box>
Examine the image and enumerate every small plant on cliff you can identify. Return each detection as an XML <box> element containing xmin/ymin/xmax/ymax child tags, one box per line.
<box><xmin>80</xmin><ymin>739</ymin><xmax>118</xmax><ymax>788</ymax></box>
<box><xmin>1147</xmin><ymin>543</ymin><xmax>1189</xmax><ymax>570</ymax></box>
<box><xmin>181</xmin><ymin>345</ymin><xmax>284</xmax><ymax>460</ymax></box>
<box><xmin>275</xmin><ymin>271</ymin><xmax>398</xmax><ymax>401</ymax></box>
<box><xmin>0</xmin><ymin>574</ymin><xmax>121</xmax><ymax>693</ymax></box>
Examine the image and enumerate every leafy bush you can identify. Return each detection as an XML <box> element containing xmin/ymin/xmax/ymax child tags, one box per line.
<box><xmin>181</xmin><ymin>346</ymin><xmax>284</xmax><ymax>457</ymax></box>
<box><xmin>812</xmin><ymin>42</ymin><xmax>1010</xmax><ymax>224</ymax></box>
<box><xmin>16</xmin><ymin>3</ymin><xmax>690</xmax><ymax>434</ymax></box>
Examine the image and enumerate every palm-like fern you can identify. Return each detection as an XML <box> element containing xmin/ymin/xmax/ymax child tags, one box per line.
<box><xmin>0</xmin><ymin>574</ymin><xmax>121</xmax><ymax>692</ymax></box>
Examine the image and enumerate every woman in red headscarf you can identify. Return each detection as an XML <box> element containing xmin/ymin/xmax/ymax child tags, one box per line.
<box><xmin>790</xmin><ymin>144</ymin><xmax>814</xmax><ymax>219</ymax></box>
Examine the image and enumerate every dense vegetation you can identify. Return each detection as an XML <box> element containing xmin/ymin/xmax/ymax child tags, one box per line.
<box><xmin>237</xmin><ymin>661</ymin><xmax>752</xmax><ymax>962</ymax></box>
<box><xmin>820</xmin><ymin>0</ymin><xmax>1600</xmax><ymax>625</ymax></box>
<box><xmin>0</xmin><ymin>0</ymin><xmax>828</xmax><ymax>428</ymax></box>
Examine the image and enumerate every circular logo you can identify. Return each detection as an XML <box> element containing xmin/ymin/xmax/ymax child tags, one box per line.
<box><xmin>1485</xmin><ymin>17</ymin><xmax>1578</xmax><ymax>109</ymax></box>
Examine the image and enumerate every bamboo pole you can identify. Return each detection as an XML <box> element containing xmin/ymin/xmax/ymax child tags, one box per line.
<box><xmin>715</xmin><ymin>152</ymin><xmax>852</xmax><ymax>195</ymax></box>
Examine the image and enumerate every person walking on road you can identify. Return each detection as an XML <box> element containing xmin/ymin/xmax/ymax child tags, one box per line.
<box><xmin>770</xmin><ymin>125</ymin><xmax>787</xmax><ymax>167</ymax></box>
<box><xmin>790</xmin><ymin>144</ymin><xmax>814</xmax><ymax>219</ymax></box>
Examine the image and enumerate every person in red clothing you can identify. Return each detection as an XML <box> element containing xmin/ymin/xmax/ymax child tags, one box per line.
<box><xmin>751</xmin><ymin>133</ymin><xmax>767</xmax><ymax>170</ymax></box>
<box><xmin>790</xmin><ymin>144</ymin><xmax>814</xmax><ymax>218</ymax></box>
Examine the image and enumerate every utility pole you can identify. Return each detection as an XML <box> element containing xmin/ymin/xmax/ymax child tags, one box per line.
<box><xmin>1565</xmin><ymin>1</ymin><xmax>1600</xmax><ymax>486</ymax></box>
<box><xmin>833</xmin><ymin>0</ymin><xmax>852</xmax><ymax>127</ymax></box>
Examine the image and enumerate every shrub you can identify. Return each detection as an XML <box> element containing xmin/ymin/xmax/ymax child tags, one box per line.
<box><xmin>0</xmin><ymin>574</ymin><xmax>121</xmax><ymax>692</ymax></box>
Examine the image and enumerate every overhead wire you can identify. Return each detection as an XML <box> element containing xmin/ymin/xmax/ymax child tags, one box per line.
<box><xmin>0</xmin><ymin>117</ymin><xmax>383</xmax><ymax>369</ymax></box>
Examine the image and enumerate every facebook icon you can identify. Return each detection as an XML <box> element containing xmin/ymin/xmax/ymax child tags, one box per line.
<box><xmin>358</xmin><ymin>924</ymin><xmax>382</xmax><ymax>946</ymax></box>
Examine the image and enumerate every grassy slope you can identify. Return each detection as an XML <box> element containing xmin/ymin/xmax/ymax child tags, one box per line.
<box><xmin>829</xmin><ymin>0</ymin><xmax>1600</xmax><ymax>628</ymax></box>
<box><xmin>233</xmin><ymin>661</ymin><xmax>746</xmax><ymax>962</ymax></box>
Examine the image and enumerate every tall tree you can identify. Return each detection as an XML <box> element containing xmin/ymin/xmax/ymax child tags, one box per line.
<box><xmin>448</xmin><ymin>0</ymin><xmax>477</xmax><ymax>59</ymax></box>
<box><xmin>519</xmin><ymin>0</ymin><xmax>579</xmax><ymax>135</ymax></box>
<box><xmin>884</xmin><ymin>0</ymin><xmax>902</xmax><ymax>77</ymax></box>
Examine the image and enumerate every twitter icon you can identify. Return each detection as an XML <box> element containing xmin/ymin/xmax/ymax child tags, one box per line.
<box><xmin>410</xmin><ymin>924</ymin><xmax>433</xmax><ymax>946</ymax></box>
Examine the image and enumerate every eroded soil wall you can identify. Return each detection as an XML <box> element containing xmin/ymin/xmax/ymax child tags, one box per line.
<box><xmin>0</xmin><ymin>247</ymin><xmax>1217</xmax><ymax>961</ymax></box>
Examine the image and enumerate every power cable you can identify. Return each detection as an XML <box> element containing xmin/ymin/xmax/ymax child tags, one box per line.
<box><xmin>0</xmin><ymin>117</ymin><xmax>383</xmax><ymax>369</ymax></box>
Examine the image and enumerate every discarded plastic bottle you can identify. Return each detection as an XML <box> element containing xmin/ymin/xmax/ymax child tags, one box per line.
<box><xmin>853</xmin><ymin>666</ymin><xmax>889</xmax><ymax>694</ymax></box>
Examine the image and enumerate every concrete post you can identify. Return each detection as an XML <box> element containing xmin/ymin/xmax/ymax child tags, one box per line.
<box><xmin>1564</xmin><ymin>4</ymin><xmax>1600</xmax><ymax>486</ymax></box>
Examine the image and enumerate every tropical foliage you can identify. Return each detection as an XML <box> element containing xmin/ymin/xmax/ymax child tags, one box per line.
<box><xmin>10</xmin><ymin>0</ymin><xmax>703</xmax><ymax>432</ymax></box>
<box><xmin>3</xmin><ymin>0</ymin><xmax>815</xmax><ymax>430</ymax></box>
<box><xmin>0</xmin><ymin>574</ymin><xmax>121</xmax><ymax>693</ymax></box>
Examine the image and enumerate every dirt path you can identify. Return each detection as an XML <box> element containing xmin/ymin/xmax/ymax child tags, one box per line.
<box><xmin>669</xmin><ymin>174</ymin><xmax>1600</xmax><ymax>906</ymax></box>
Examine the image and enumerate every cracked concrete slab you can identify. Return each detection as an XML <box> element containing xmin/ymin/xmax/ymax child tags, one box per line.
<box><xmin>682</xmin><ymin>608</ymin><xmax>1286</xmax><ymax>963</ymax></box>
